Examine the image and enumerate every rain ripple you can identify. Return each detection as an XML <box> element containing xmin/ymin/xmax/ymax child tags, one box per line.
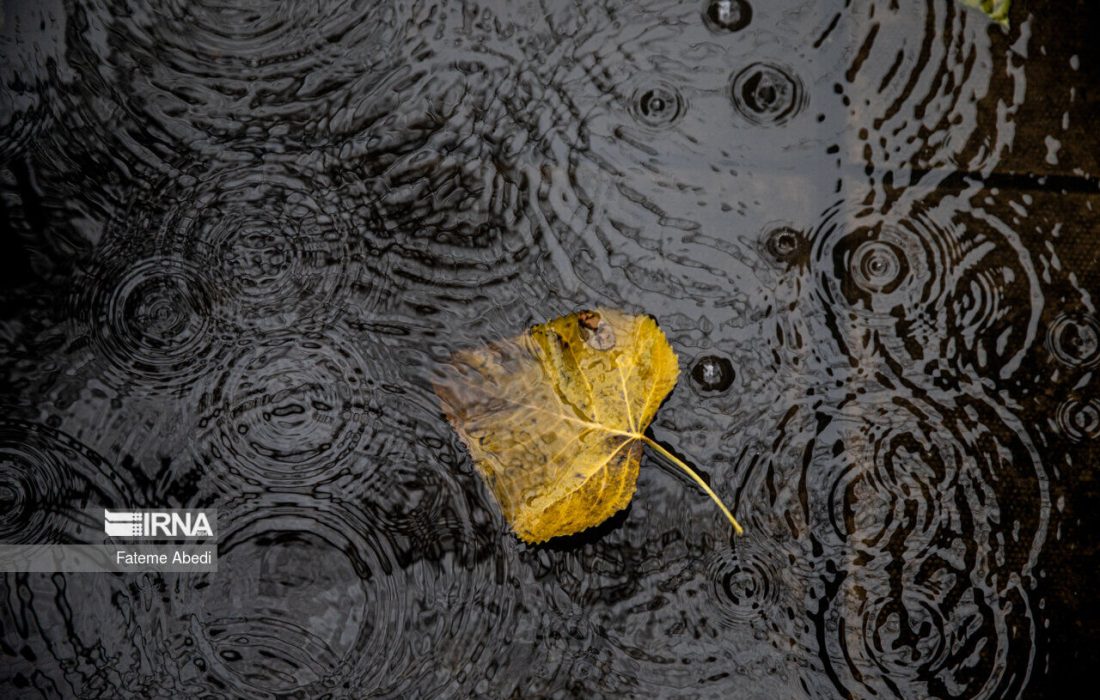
<box><xmin>114</xmin><ymin>486</ymin><xmax>515</xmax><ymax>696</ymax></box>
<box><xmin>734</xmin><ymin>387</ymin><xmax>1048</xmax><ymax>699</ymax></box>
<box><xmin>810</xmin><ymin>192</ymin><xmax>1042</xmax><ymax>381</ymax></box>
<box><xmin>112</xmin><ymin>156</ymin><xmax>364</xmax><ymax>330</ymax></box>
<box><xmin>73</xmin><ymin>0</ymin><xmax>401</xmax><ymax>147</ymax></box>
<box><xmin>192</xmin><ymin>325</ymin><xmax>385</xmax><ymax>492</ymax></box>
<box><xmin>0</xmin><ymin>419</ymin><xmax>131</xmax><ymax>544</ymax></box>
<box><xmin>67</xmin><ymin>254</ymin><xmax>225</xmax><ymax>396</ymax></box>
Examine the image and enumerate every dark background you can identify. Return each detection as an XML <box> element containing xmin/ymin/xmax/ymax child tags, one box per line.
<box><xmin>1</xmin><ymin>0</ymin><xmax>1098</xmax><ymax>697</ymax></box>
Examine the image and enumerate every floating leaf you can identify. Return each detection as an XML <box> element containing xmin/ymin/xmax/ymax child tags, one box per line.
<box><xmin>959</xmin><ymin>0</ymin><xmax>1010</xmax><ymax>26</ymax></box>
<box><xmin>433</xmin><ymin>308</ymin><xmax>743</xmax><ymax>543</ymax></box>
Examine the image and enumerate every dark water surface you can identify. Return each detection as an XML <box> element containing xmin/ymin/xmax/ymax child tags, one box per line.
<box><xmin>2</xmin><ymin>0</ymin><xmax>1098</xmax><ymax>697</ymax></box>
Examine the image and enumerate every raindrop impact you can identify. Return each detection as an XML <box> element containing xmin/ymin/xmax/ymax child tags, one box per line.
<box><xmin>850</xmin><ymin>240</ymin><xmax>906</xmax><ymax>294</ymax></box>
<box><xmin>1046</xmin><ymin>314</ymin><xmax>1100</xmax><ymax>368</ymax></box>
<box><xmin>731</xmin><ymin>62</ymin><xmax>804</xmax><ymax>126</ymax></box>
<box><xmin>1056</xmin><ymin>397</ymin><xmax>1100</xmax><ymax>442</ymax></box>
<box><xmin>631</xmin><ymin>82</ymin><xmax>685</xmax><ymax>128</ymax></box>
<box><xmin>764</xmin><ymin>225</ymin><xmax>806</xmax><ymax>266</ymax></box>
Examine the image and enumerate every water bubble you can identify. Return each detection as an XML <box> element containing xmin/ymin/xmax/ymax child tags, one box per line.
<box><xmin>763</xmin><ymin>226</ymin><xmax>806</xmax><ymax>265</ymax></box>
<box><xmin>1046</xmin><ymin>313</ymin><xmax>1100</xmax><ymax>368</ymax></box>
<box><xmin>630</xmin><ymin>82</ymin><xmax>685</xmax><ymax>128</ymax></box>
<box><xmin>1056</xmin><ymin>397</ymin><xmax>1100</xmax><ymax>441</ymax></box>
<box><xmin>731</xmin><ymin>63</ymin><xmax>804</xmax><ymax>126</ymax></box>
<box><xmin>702</xmin><ymin>0</ymin><xmax>752</xmax><ymax>33</ymax></box>
<box><xmin>691</xmin><ymin>355</ymin><xmax>735</xmax><ymax>393</ymax></box>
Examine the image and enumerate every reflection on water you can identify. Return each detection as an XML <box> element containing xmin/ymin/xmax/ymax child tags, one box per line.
<box><xmin>1</xmin><ymin>0</ymin><xmax>1095</xmax><ymax>697</ymax></box>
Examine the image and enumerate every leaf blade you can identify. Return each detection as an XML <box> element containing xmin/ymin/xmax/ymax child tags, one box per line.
<box><xmin>434</xmin><ymin>308</ymin><xmax>742</xmax><ymax>543</ymax></box>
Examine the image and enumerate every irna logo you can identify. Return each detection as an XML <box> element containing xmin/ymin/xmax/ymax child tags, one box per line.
<box><xmin>104</xmin><ymin>509</ymin><xmax>215</xmax><ymax>539</ymax></box>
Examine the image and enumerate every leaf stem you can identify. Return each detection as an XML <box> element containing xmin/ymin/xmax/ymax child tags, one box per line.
<box><xmin>641</xmin><ymin>435</ymin><xmax>744</xmax><ymax>536</ymax></box>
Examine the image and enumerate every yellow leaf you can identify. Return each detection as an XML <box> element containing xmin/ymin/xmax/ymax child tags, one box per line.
<box><xmin>958</xmin><ymin>0</ymin><xmax>1010</xmax><ymax>27</ymax></box>
<box><xmin>433</xmin><ymin>308</ymin><xmax>743</xmax><ymax>543</ymax></box>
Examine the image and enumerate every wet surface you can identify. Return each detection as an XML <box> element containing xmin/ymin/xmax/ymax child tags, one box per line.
<box><xmin>1</xmin><ymin>0</ymin><xmax>1098</xmax><ymax>697</ymax></box>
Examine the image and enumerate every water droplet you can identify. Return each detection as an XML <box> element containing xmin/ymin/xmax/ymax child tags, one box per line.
<box><xmin>702</xmin><ymin>0</ymin><xmax>752</xmax><ymax>33</ymax></box>
<box><xmin>731</xmin><ymin>63</ymin><xmax>804</xmax><ymax>126</ymax></box>
<box><xmin>1046</xmin><ymin>314</ymin><xmax>1100</xmax><ymax>368</ymax></box>
<box><xmin>631</xmin><ymin>82</ymin><xmax>685</xmax><ymax>128</ymax></box>
<box><xmin>578</xmin><ymin>310</ymin><xmax>616</xmax><ymax>351</ymax></box>
<box><xmin>691</xmin><ymin>355</ymin><xmax>735</xmax><ymax>393</ymax></box>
